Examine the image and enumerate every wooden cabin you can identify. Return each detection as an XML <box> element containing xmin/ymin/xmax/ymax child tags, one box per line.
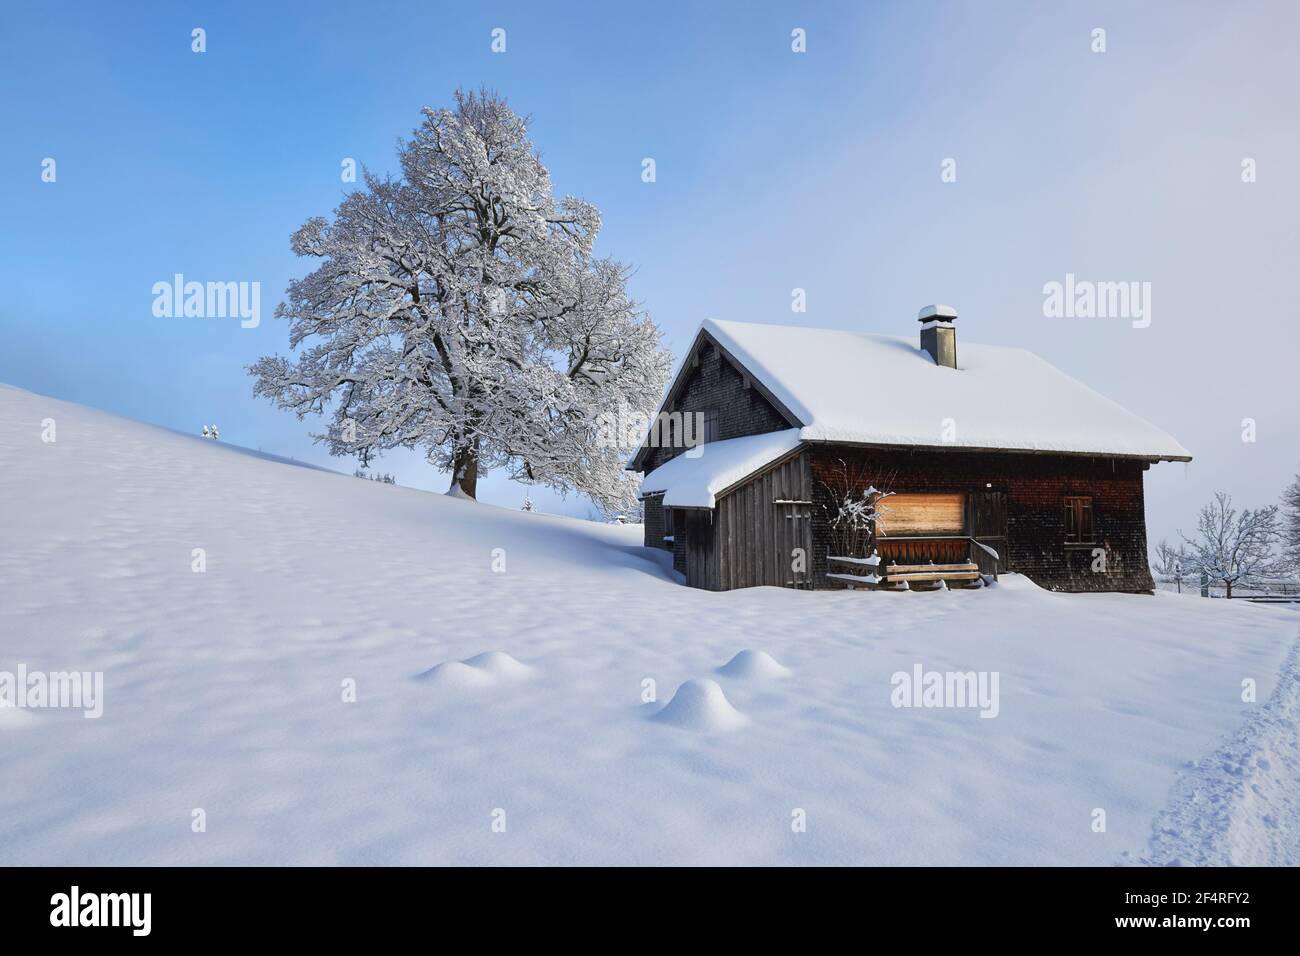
<box><xmin>629</xmin><ymin>307</ymin><xmax>1190</xmax><ymax>593</ymax></box>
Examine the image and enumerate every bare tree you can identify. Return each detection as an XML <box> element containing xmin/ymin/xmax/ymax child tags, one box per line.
<box><xmin>1150</xmin><ymin>538</ymin><xmax>1193</xmax><ymax>592</ymax></box>
<box><xmin>818</xmin><ymin>458</ymin><xmax>895</xmax><ymax>559</ymax></box>
<box><xmin>1283</xmin><ymin>468</ymin><xmax>1300</xmax><ymax>570</ymax></box>
<box><xmin>1179</xmin><ymin>492</ymin><xmax>1285</xmax><ymax>598</ymax></box>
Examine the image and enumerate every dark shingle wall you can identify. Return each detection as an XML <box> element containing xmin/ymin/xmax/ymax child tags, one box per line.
<box><xmin>807</xmin><ymin>447</ymin><xmax>1156</xmax><ymax>593</ymax></box>
<box><xmin>640</xmin><ymin>341</ymin><xmax>791</xmax><ymax>474</ymax></box>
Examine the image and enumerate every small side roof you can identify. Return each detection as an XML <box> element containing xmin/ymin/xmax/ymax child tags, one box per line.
<box><xmin>639</xmin><ymin>429</ymin><xmax>803</xmax><ymax>509</ymax></box>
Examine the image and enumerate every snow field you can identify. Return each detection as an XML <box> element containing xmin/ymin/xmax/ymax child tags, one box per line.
<box><xmin>1</xmin><ymin>383</ymin><xmax>1296</xmax><ymax>865</ymax></box>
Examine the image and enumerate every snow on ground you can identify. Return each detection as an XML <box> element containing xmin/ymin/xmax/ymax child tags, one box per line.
<box><xmin>1140</xmin><ymin>637</ymin><xmax>1300</xmax><ymax>866</ymax></box>
<box><xmin>0</xmin><ymin>382</ymin><xmax>1296</xmax><ymax>866</ymax></box>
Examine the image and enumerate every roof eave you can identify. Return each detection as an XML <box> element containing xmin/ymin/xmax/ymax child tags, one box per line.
<box><xmin>798</xmin><ymin>435</ymin><xmax>1191</xmax><ymax>463</ymax></box>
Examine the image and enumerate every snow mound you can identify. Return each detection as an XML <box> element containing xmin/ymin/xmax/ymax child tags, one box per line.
<box><xmin>653</xmin><ymin>679</ymin><xmax>749</xmax><ymax>732</ymax></box>
<box><xmin>717</xmin><ymin>649</ymin><xmax>792</xmax><ymax>679</ymax></box>
<box><xmin>418</xmin><ymin>652</ymin><xmax>533</xmax><ymax>689</ymax></box>
<box><xmin>418</xmin><ymin>661</ymin><xmax>498</xmax><ymax>690</ymax></box>
<box><xmin>462</xmin><ymin>651</ymin><xmax>533</xmax><ymax>681</ymax></box>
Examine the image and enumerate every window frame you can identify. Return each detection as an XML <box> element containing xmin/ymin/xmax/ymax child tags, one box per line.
<box><xmin>1063</xmin><ymin>495</ymin><xmax>1096</xmax><ymax>546</ymax></box>
<box><xmin>702</xmin><ymin>408</ymin><xmax>720</xmax><ymax>444</ymax></box>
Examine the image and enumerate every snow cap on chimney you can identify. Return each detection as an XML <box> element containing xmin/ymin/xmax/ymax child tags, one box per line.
<box><xmin>918</xmin><ymin>304</ymin><xmax>957</xmax><ymax>325</ymax></box>
<box><xmin>918</xmin><ymin>304</ymin><xmax>958</xmax><ymax>368</ymax></box>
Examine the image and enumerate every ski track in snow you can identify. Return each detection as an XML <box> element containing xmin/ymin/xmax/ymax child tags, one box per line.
<box><xmin>1138</xmin><ymin>631</ymin><xmax>1300</xmax><ymax>866</ymax></box>
<box><xmin>1</xmin><ymin>382</ymin><xmax>1297</xmax><ymax>866</ymax></box>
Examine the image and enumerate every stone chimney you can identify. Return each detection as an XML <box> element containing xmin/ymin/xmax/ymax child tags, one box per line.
<box><xmin>918</xmin><ymin>304</ymin><xmax>958</xmax><ymax>368</ymax></box>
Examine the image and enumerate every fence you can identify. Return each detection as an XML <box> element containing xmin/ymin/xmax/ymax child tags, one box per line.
<box><xmin>1155</xmin><ymin>572</ymin><xmax>1300</xmax><ymax>602</ymax></box>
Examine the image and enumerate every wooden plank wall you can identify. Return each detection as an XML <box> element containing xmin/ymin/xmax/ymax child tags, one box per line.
<box><xmin>877</xmin><ymin>492</ymin><xmax>966</xmax><ymax>535</ymax></box>
<box><xmin>716</xmin><ymin>452</ymin><xmax>813</xmax><ymax>590</ymax></box>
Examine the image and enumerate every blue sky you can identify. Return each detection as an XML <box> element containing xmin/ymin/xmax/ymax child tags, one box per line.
<box><xmin>2</xmin><ymin>0</ymin><xmax>1297</xmax><ymax>541</ymax></box>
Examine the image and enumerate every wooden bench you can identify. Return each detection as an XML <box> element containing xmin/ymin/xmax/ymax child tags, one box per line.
<box><xmin>882</xmin><ymin>560</ymin><xmax>983</xmax><ymax>589</ymax></box>
<box><xmin>826</xmin><ymin>555</ymin><xmax>988</xmax><ymax>591</ymax></box>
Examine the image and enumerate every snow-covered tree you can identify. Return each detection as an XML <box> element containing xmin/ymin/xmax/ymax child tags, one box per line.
<box><xmin>1150</xmin><ymin>538</ymin><xmax>1194</xmax><ymax>591</ymax></box>
<box><xmin>521</xmin><ymin>495</ymin><xmax>534</xmax><ymax>512</ymax></box>
<box><xmin>1283</xmin><ymin>469</ymin><xmax>1300</xmax><ymax>569</ymax></box>
<box><xmin>249</xmin><ymin>89</ymin><xmax>670</xmax><ymax>514</ymax></box>
<box><xmin>1179</xmin><ymin>492</ymin><xmax>1285</xmax><ymax>598</ymax></box>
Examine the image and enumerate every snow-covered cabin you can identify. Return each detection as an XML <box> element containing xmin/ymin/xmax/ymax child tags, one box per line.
<box><xmin>628</xmin><ymin>308</ymin><xmax>1191</xmax><ymax>592</ymax></box>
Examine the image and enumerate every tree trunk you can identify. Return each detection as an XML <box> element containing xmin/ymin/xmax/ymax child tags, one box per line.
<box><xmin>1225</xmin><ymin>580</ymin><xmax>1233</xmax><ymax>599</ymax></box>
<box><xmin>449</xmin><ymin>441</ymin><xmax>479</xmax><ymax>499</ymax></box>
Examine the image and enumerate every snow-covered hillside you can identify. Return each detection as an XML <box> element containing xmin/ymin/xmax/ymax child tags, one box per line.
<box><xmin>1</xmin><ymin>383</ymin><xmax>1296</xmax><ymax>865</ymax></box>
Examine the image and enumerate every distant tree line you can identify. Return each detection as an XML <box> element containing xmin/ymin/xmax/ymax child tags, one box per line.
<box><xmin>354</xmin><ymin>469</ymin><xmax>396</xmax><ymax>485</ymax></box>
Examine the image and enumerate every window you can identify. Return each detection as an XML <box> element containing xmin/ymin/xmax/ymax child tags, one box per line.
<box><xmin>703</xmin><ymin>409</ymin><xmax>720</xmax><ymax>444</ymax></box>
<box><xmin>1063</xmin><ymin>496</ymin><xmax>1094</xmax><ymax>544</ymax></box>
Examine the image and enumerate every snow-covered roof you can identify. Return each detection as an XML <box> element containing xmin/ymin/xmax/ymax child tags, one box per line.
<box><xmin>701</xmin><ymin>318</ymin><xmax>1191</xmax><ymax>461</ymax></box>
<box><xmin>640</xmin><ymin>428</ymin><xmax>803</xmax><ymax>508</ymax></box>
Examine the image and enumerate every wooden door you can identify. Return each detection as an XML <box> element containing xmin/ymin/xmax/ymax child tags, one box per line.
<box><xmin>775</xmin><ymin>500</ymin><xmax>813</xmax><ymax>588</ymax></box>
<box><xmin>967</xmin><ymin>491</ymin><xmax>1007</xmax><ymax>575</ymax></box>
